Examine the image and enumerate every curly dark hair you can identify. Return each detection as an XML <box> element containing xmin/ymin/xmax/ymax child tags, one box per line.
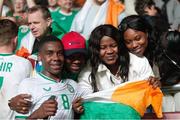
<box><xmin>88</xmin><ymin>24</ymin><xmax>130</xmax><ymax>92</ymax></box>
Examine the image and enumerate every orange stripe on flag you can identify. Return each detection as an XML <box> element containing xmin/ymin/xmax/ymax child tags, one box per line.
<box><xmin>16</xmin><ymin>47</ymin><xmax>30</xmax><ymax>58</ymax></box>
<box><xmin>112</xmin><ymin>80</ymin><xmax>163</xmax><ymax>118</ymax></box>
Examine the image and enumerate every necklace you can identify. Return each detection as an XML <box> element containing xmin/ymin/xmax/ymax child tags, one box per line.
<box><xmin>115</xmin><ymin>66</ymin><xmax>121</xmax><ymax>77</ymax></box>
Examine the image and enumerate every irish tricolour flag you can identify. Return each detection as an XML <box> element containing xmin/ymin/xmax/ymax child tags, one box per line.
<box><xmin>81</xmin><ymin>80</ymin><xmax>163</xmax><ymax>119</ymax></box>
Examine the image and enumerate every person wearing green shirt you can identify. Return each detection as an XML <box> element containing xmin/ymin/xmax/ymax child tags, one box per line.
<box><xmin>16</xmin><ymin>5</ymin><xmax>62</xmax><ymax>72</ymax></box>
<box><xmin>51</xmin><ymin>0</ymin><xmax>78</xmax><ymax>39</ymax></box>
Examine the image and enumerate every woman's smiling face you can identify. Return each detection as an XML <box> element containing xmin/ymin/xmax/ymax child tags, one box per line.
<box><xmin>123</xmin><ymin>28</ymin><xmax>148</xmax><ymax>57</ymax></box>
<box><xmin>99</xmin><ymin>36</ymin><xmax>119</xmax><ymax>65</ymax></box>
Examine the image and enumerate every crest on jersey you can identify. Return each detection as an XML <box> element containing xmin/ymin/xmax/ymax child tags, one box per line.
<box><xmin>67</xmin><ymin>84</ymin><xmax>74</xmax><ymax>93</ymax></box>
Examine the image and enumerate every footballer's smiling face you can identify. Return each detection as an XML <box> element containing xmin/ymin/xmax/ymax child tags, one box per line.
<box><xmin>38</xmin><ymin>41</ymin><xmax>64</xmax><ymax>79</ymax></box>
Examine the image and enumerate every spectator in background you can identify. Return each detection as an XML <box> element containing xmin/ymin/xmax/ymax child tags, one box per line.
<box><xmin>0</xmin><ymin>19</ymin><xmax>32</xmax><ymax>119</ymax></box>
<box><xmin>51</xmin><ymin>0</ymin><xmax>78</xmax><ymax>39</ymax></box>
<box><xmin>11</xmin><ymin>0</ymin><xmax>28</xmax><ymax>25</ymax></box>
<box><xmin>16</xmin><ymin>5</ymin><xmax>52</xmax><ymax>58</ymax></box>
<box><xmin>48</xmin><ymin>0</ymin><xmax>59</xmax><ymax>13</ymax></box>
<box><xmin>154</xmin><ymin>0</ymin><xmax>180</xmax><ymax>30</ymax></box>
<box><xmin>159</xmin><ymin>31</ymin><xmax>180</xmax><ymax>112</ymax></box>
<box><xmin>0</xmin><ymin>0</ymin><xmax>15</xmax><ymax>24</ymax></box>
<box><xmin>13</xmin><ymin>0</ymin><xmax>27</xmax><ymax>17</ymax></box>
<box><xmin>61</xmin><ymin>31</ymin><xmax>87</xmax><ymax>81</ymax></box>
<box><xmin>0</xmin><ymin>0</ymin><xmax>13</xmax><ymax>17</ymax></box>
<box><xmin>0</xmin><ymin>0</ymin><xmax>28</xmax><ymax>26</ymax></box>
<box><xmin>70</xmin><ymin>0</ymin><xmax>126</xmax><ymax>40</ymax></box>
<box><xmin>135</xmin><ymin>0</ymin><xmax>169</xmax><ymax>34</ymax></box>
<box><xmin>135</xmin><ymin>0</ymin><xmax>157</xmax><ymax>16</ymax></box>
<box><xmin>159</xmin><ymin>31</ymin><xmax>180</xmax><ymax>86</ymax></box>
<box><xmin>16</xmin><ymin>5</ymin><xmax>56</xmax><ymax>74</ymax></box>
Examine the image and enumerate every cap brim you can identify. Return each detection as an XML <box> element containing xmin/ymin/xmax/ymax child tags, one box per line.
<box><xmin>64</xmin><ymin>49</ymin><xmax>87</xmax><ymax>57</ymax></box>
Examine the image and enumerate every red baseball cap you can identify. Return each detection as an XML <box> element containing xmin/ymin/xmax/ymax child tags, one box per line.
<box><xmin>61</xmin><ymin>31</ymin><xmax>87</xmax><ymax>56</ymax></box>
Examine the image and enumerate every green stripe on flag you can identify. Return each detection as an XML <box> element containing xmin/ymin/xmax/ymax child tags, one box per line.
<box><xmin>80</xmin><ymin>102</ymin><xmax>140</xmax><ymax>119</ymax></box>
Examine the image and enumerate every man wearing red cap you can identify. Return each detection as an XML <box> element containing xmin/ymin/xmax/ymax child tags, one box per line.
<box><xmin>61</xmin><ymin>31</ymin><xmax>87</xmax><ymax>81</ymax></box>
